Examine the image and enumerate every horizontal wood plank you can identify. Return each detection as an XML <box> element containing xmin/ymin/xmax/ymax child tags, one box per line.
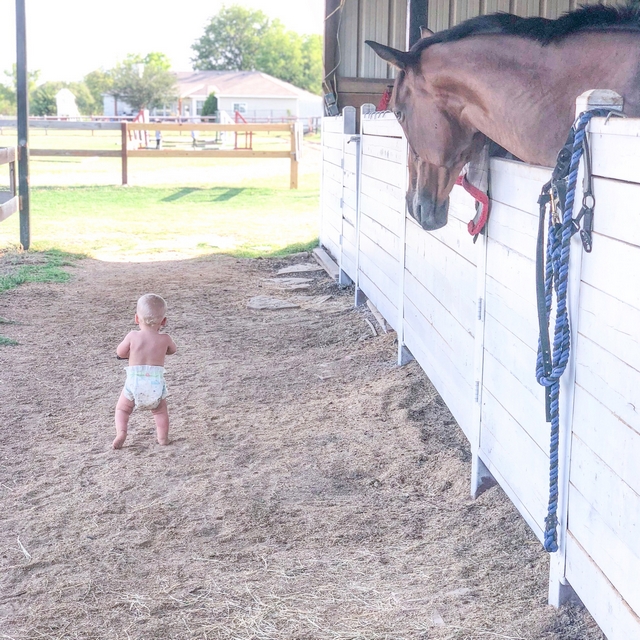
<box><xmin>403</xmin><ymin>301</ymin><xmax>474</xmax><ymax>438</ymax></box>
<box><xmin>0</xmin><ymin>194</ymin><xmax>19</xmax><ymax>223</ymax></box>
<box><xmin>575</xmin><ymin>334</ymin><xmax>640</xmax><ymax>433</ymax></box>
<box><xmin>361</xmin><ymin>113</ymin><xmax>403</xmax><ymax>138</ymax></box>
<box><xmin>128</xmin><ymin>149</ymin><xmax>292</xmax><ymax>159</ymax></box>
<box><xmin>568</xmin><ymin>485</ymin><xmax>640</xmax><ymax>616</ymax></box>
<box><xmin>566</xmin><ymin>533</ymin><xmax>640</xmax><ymax>640</ymax></box>
<box><xmin>357</xmin><ymin>269</ymin><xmax>398</xmax><ymax>331</ymax></box>
<box><xmin>358</xmin><ymin>233</ymin><xmax>401</xmax><ymax>289</ymax></box>
<box><xmin>361</xmin><ymin>153</ymin><xmax>406</xmax><ymax>189</ymax></box>
<box><xmin>30</xmin><ymin>149</ymin><xmax>121</xmax><ymax>157</ymax></box>
<box><xmin>570</xmin><ymin>434</ymin><xmax>640</xmax><ymax>558</ymax></box>
<box><xmin>0</xmin><ymin>147</ymin><xmax>16</xmax><ymax>164</ymax></box>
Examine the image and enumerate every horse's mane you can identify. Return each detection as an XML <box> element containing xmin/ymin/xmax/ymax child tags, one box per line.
<box><xmin>410</xmin><ymin>2</ymin><xmax>640</xmax><ymax>54</ymax></box>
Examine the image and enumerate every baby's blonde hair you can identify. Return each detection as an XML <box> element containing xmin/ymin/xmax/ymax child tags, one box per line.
<box><xmin>136</xmin><ymin>293</ymin><xmax>167</xmax><ymax>326</ymax></box>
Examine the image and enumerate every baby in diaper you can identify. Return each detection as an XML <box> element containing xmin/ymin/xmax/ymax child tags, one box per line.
<box><xmin>113</xmin><ymin>293</ymin><xmax>177</xmax><ymax>449</ymax></box>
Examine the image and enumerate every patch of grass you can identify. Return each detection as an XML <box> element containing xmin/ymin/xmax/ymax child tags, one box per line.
<box><xmin>0</xmin><ymin>186</ymin><xmax>319</xmax><ymax>261</ymax></box>
<box><xmin>0</xmin><ymin>248</ymin><xmax>84</xmax><ymax>293</ymax></box>
<box><xmin>0</xmin><ymin>335</ymin><xmax>18</xmax><ymax>346</ymax></box>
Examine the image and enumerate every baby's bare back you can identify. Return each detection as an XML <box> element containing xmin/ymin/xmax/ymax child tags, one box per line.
<box><xmin>127</xmin><ymin>330</ymin><xmax>176</xmax><ymax>366</ymax></box>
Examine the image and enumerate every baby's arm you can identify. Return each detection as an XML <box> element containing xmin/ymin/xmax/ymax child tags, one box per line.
<box><xmin>116</xmin><ymin>333</ymin><xmax>132</xmax><ymax>359</ymax></box>
<box><xmin>165</xmin><ymin>335</ymin><xmax>177</xmax><ymax>355</ymax></box>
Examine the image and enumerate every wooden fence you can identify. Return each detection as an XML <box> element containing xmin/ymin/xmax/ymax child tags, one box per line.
<box><xmin>320</xmin><ymin>100</ymin><xmax>640</xmax><ymax>640</ymax></box>
<box><xmin>0</xmin><ymin>147</ymin><xmax>18</xmax><ymax>224</ymax></box>
<box><xmin>0</xmin><ymin>120</ymin><xmax>302</xmax><ymax>189</ymax></box>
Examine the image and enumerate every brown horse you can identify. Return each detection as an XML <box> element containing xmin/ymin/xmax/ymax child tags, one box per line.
<box><xmin>367</xmin><ymin>5</ymin><xmax>640</xmax><ymax>230</ymax></box>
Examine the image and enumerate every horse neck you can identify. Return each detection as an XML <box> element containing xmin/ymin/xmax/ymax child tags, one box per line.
<box><xmin>431</xmin><ymin>34</ymin><xmax>639</xmax><ymax>166</ymax></box>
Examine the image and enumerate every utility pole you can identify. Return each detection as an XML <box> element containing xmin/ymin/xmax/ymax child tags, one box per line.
<box><xmin>16</xmin><ymin>0</ymin><xmax>30</xmax><ymax>249</ymax></box>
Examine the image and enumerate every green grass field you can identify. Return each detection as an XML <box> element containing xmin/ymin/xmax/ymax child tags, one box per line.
<box><xmin>0</xmin><ymin>129</ymin><xmax>321</xmax><ymax>261</ymax></box>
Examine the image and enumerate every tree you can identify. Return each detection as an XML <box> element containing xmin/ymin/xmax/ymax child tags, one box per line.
<box><xmin>30</xmin><ymin>80</ymin><xmax>96</xmax><ymax>116</ymax></box>
<box><xmin>192</xmin><ymin>6</ymin><xmax>270</xmax><ymax>71</ymax></box>
<box><xmin>2</xmin><ymin>64</ymin><xmax>40</xmax><ymax>111</ymax></box>
<box><xmin>191</xmin><ymin>6</ymin><xmax>323</xmax><ymax>95</ymax></box>
<box><xmin>201</xmin><ymin>92</ymin><xmax>218</xmax><ymax>117</ymax></box>
<box><xmin>110</xmin><ymin>53</ymin><xmax>177</xmax><ymax>112</ymax></box>
<box><xmin>30</xmin><ymin>81</ymin><xmax>62</xmax><ymax>116</ymax></box>
<box><xmin>84</xmin><ymin>69</ymin><xmax>113</xmax><ymax>114</ymax></box>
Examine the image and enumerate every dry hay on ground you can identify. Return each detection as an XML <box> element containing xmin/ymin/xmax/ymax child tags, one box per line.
<box><xmin>0</xmin><ymin>252</ymin><xmax>604</xmax><ymax>639</ymax></box>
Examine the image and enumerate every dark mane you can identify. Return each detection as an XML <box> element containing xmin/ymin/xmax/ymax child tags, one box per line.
<box><xmin>410</xmin><ymin>3</ymin><xmax>640</xmax><ymax>54</ymax></box>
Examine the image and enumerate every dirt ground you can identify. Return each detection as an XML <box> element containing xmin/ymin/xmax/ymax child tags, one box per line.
<box><xmin>0</xmin><ymin>252</ymin><xmax>606</xmax><ymax>639</ymax></box>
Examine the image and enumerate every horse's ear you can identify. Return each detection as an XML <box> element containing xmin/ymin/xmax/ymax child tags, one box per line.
<box><xmin>366</xmin><ymin>40</ymin><xmax>412</xmax><ymax>70</ymax></box>
<box><xmin>420</xmin><ymin>26</ymin><xmax>435</xmax><ymax>39</ymax></box>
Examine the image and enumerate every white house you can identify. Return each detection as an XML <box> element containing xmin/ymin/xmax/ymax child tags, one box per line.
<box><xmin>103</xmin><ymin>70</ymin><xmax>323</xmax><ymax>121</ymax></box>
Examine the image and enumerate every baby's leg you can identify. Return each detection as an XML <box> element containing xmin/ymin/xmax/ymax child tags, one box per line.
<box><xmin>114</xmin><ymin>392</ymin><xmax>135</xmax><ymax>449</ymax></box>
<box><xmin>151</xmin><ymin>399</ymin><xmax>170</xmax><ymax>445</ymax></box>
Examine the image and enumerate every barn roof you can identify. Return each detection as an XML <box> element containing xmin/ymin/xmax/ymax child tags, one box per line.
<box><xmin>174</xmin><ymin>70</ymin><xmax>319</xmax><ymax>100</ymax></box>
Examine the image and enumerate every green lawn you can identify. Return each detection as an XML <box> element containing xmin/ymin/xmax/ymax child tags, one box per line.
<box><xmin>0</xmin><ymin>184</ymin><xmax>320</xmax><ymax>260</ymax></box>
<box><xmin>0</xmin><ymin>129</ymin><xmax>321</xmax><ymax>261</ymax></box>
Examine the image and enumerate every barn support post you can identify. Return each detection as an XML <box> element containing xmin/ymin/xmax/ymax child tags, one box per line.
<box><xmin>547</xmin><ymin>89</ymin><xmax>624</xmax><ymax>607</ymax></box>
<box><xmin>339</xmin><ymin>107</ymin><xmax>356</xmax><ymax>286</ymax></box>
<box><xmin>16</xmin><ymin>0</ymin><xmax>30</xmax><ymax>249</ymax></box>
<box><xmin>470</xmin><ymin>227</ymin><xmax>496</xmax><ymax>497</ymax></box>
<box><xmin>120</xmin><ymin>122</ymin><xmax>128</xmax><ymax>186</ymax></box>
<box><xmin>354</xmin><ymin>104</ymin><xmax>376</xmax><ymax>307</ymax></box>
<box><xmin>397</xmin><ymin>122</ymin><xmax>413</xmax><ymax>366</ymax></box>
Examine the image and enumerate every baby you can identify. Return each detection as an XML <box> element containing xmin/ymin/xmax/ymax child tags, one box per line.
<box><xmin>113</xmin><ymin>293</ymin><xmax>177</xmax><ymax>449</ymax></box>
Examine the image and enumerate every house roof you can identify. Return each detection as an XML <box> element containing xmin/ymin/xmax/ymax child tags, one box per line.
<box><xmin>174</xmin><ymin>70</ymin><xmax>319</xmax><ymax>101</ymax></box>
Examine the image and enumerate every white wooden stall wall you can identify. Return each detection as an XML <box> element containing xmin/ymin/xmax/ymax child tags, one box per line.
<box><xmin>357</xmin><ymin>113</ymin><xmax>407</xmax><ymax>330</ymax></box>
<box><xmin>318</xmin><ymin>109</ymin><xmax>640</xmax><ymax>640</ymax></box>
<box><xmin>563</xmin><ymin>118</ymin><xmax>640</xmax><ymax>640</ymax></box>
<box><xmin>320</xmin><ymin>107</ymin><xmax>357</xmax><ymax>283</ymax></box>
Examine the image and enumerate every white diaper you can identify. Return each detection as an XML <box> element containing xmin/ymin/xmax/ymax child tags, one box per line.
<box><xmin>123</xmin><ymin>365</ymin><xmax>168</xmax><ymax>410</ymax></box>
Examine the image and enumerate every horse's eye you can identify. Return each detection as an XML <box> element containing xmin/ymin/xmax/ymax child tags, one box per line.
<box><xmin>394</xmin><ymin>110</ymin><xmax>405</xmax><ymax>123</ymax></box>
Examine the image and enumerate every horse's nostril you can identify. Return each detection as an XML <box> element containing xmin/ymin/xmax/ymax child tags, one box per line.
<box><xmin>416</xmin><ymin>204</ymin><xmax>422</xmax><ymax>219</ymax></box>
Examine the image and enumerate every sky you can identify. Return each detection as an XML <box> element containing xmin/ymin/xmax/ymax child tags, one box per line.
<box><xmin>0</xmin><ymin>0</ymin><xmax>325</xmax><ymax>84</ymax></box>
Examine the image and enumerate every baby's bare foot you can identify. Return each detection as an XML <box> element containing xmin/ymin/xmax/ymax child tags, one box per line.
<box><xmin>113</xmin><ymin>433</ymin><xmax>127</xmax><ymax>449</ymax></box>
<box><xmin>157</xmin><ymin>438</ymin><xmax>170</xmax><ymax>446</ymax></box>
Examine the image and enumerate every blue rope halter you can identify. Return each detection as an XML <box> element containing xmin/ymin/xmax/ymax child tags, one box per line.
<box><xmin>535</xmin><ymin>108</ymin><xmax>613</xmax><ymax>553</ymax></box>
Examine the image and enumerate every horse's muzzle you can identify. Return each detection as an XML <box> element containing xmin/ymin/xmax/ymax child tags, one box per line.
<box><xmin>407</xmin><ymin>191</ymin><xmax>449</xmax><ymax>231</ymax></box>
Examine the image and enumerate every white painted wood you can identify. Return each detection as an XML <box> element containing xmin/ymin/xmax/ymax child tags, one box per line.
<box><xmin>570</xmin><ymin>433</ymin><xmax>640</xmax><ymax>559</ymax></box>
<box><xmin>358</xmin><ymin>269</ymin><xmax>398</xmax><ymax>331</ymax></box>
<box><xmin>471</xmin><ymin>225</ymin><xmax>491</xmax><ymax>497</ymax></box>
<box><xmin>359</xmin><ymin>233</ymin><xmax>402</xmax><ymax>289</ymax></box>
<box><xmin>361</xmin><ymin>153</ymin><xmax>407</xmax><ymax>189</ymax></box>
<box><xmin>361</xmin><ymin>112</ymin><xmax>403</xmax><ymax>137</ymax></box>
<box><xmin>575</xmin><ymin>335</ymin><xmax>640</xmax><ymax>434</ymax></box>
<box><xmin>489</xmin><ymin>158</ymin><xmax>551</xmax><ymax>212</ymax></box>
<box><xmin>590</xmin><ymin>117</ymin><xmax>640</xmax><ymax>184</ymax></box>
<box><xmin>568</xmin><ymin>485</ymin><xmax>640</xmax><ymax>615</ymax></box>
<box><xmin>359</xmin><ymin>213</ymin><xmax>401</xmax><ymax>263</ymax></box>
<box><xmin>578</xmin><ymin>283</ymin><xmax>640</xmax><ymax>405</ymax></box>
<box><xmin>403</xmin><ymin>270</ymin><xmax>476</xmax><ymax>384</ymax></box>
<box><xmin>573</xmin><ymin>384</ymin><xmax>640</xmax><ymax>507</ymax></box>
<box><xmin>591</xmin><ymin>177</ymin><xmax>640</xmax><ymax>248</ymax></box>
<box><xmin>403</xmin><ymin>301</ymin><xmax>474</xmax><ymax>438</ymax></box>
<box><xmin>566</xmin><ymin>534</ymin><xmax>640</xmax><ymax>640</ymax></box>
<box><xmin>360</xmin><ymin>173</ymin><xmax>406</xmax><ymax>216</ymax></box>
<box><xmin>482</xmin><ymin>347</ymin><xmax>547</xmax><ymax>450</ymax></box>
<box><xmin>362</xmin><ymin>135</ymin><xmax>407</xmax><ymax>163</ymax></box>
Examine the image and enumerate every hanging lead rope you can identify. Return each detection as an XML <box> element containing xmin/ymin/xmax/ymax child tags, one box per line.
<box><xmin>535</xmin><ymin>108</ymin><xmax>615</xmax><ymax>553</ymax></box>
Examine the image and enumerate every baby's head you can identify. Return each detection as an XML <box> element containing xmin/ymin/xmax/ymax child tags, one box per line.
<box><xmin>136</xmin><ymin>293</ymin><xmax>167</xmax><ymax>328</ymax></box>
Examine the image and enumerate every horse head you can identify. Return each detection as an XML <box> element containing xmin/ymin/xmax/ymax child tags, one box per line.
<box><xmin>366</xmin><ymin>38</ymin><xmax>486</xmax><ymax>230</ymax></box>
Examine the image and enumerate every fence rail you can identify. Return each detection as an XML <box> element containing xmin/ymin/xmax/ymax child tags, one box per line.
<box><xmin>0</xmin><ymin>121</ymin><xmax>302</xmax><ymax>189</ymax></box>
<box><xmin>0</xmin><ymin>147</ymin><xmax>18</xmax><ymax>223</ymax></box>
